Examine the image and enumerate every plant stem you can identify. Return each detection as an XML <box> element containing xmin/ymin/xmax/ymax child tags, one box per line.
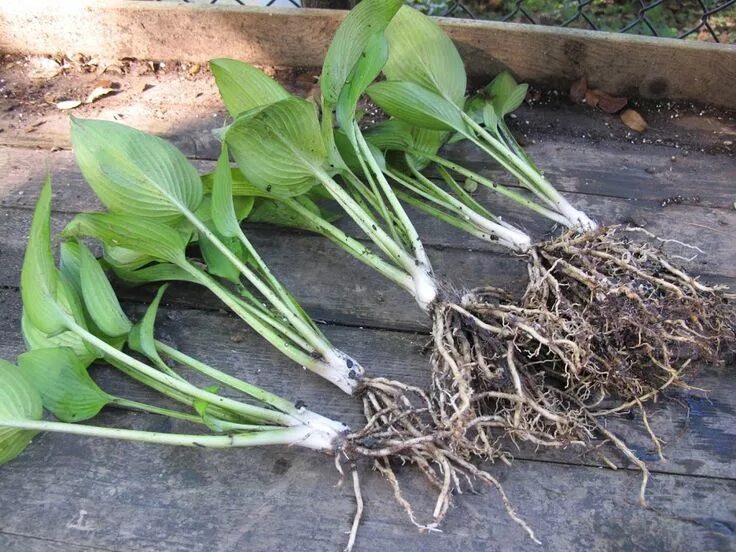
<box><xmin>389</xmin><ymin>168</ymin><xmax>531</xmax><ymax>252</ymax></box>
<box><xmin>353</xmin><ymin>124</ymin><xmax>434</xmax><ymax>274</ymax></box>
<box><xmin>0</xmin><ymin>420</ymin><xmax>339</xmax><ymax>453</ymax></box>
<box><xmin>412</xmin><ymin>150</ymin><xmax>570</xmax><ymax>227</ymax></box>
<box><xmin>155</xmin><ymin>340</ymin><xmax>297</xmax><ymax>414</ymax></box>
<box><xmin>461</xmin><ymin>112</ymin><xmax>597</xmax><ymax>230</ymax></box>
<box><xmin>178</xmin><ymin>261</ymin><xmax>360</xmax><ymax>395</ymax></box>
<box><xmin>111</xmin><ymin>397</ymin><xmax>204</xmax><ymax>424</ymax></box>
<box><xmin>281</xmin><ymin>198</ymin><xmax>416</xmax><ymax>294</ymax></box>
<box><xmin>65</xmin><ymin>318</ymin><xmax>295</xmax><ymax>426</ymax></box>
<box><xmin>181</xmin><ymin>209</ymin><xmax>342</xmax><ymax>364</ymax></box>
<box><xmin>314</xmin><ymin>168</ymin><xmax>438</xmax><ymax>310</ymax></box>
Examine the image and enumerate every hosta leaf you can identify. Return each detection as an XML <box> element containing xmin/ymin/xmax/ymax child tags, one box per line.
<box><xmin>203</xmin><ymin>169</ymin><xmax>268</xmax><ymax>198</ymax></box>
<box><xmin>482</xmin><ymin>103</ymin><xmax>499</xmax><ymax>133</ymax></box>
<box><xmin>18</xmin><ymin>348</ymin><xmax>111</xmax><ymax>422</ymax></box>
<box><xmin>407</xmin><ymin>127</ymin><xmax>447</xmax><ymax>170</ymax></box>
<box><xmin>335</xmin><ymin>31</ymin><xmax>389</xmax><ymax>140</ymax></box>
<box><xmin>364</xmin><ymin>119</ymin><xmax>415</xmax><ymax>151</ymax></box>
<box><xmin>63</xmin><ymin>212</ymin><xmax>187</xmax><ymax>265</ymax></box>
<box><xmin>0</xmin><ymin>359</ymin><xmax>43</xmax><ymax>465</ymax></box>
<box><xmin>225</xmin><ymin>97</ymin><xmax>325</xmax><ymax>199</ymax></box>
<box><xmin>384</xmin><ymin>6</ymin><xmax>466</xmax><ymax>107</ymax></box>
<box><xmin>22</xmin><ymin>311</ymin><xmax>98</xmax><ymax>366</ymax></box>
<box><xmin>320</xmin><ymin>0</ymin><xmax>403</xmax><ymax>106</ymax></box>
<box><xmin>128</xmin><ymin>285</ymin><xmax>170</xmax><ymax>372</ymax></box>
<box><xmin>21</xmin><ymin>179</ymin><xmax>68</xmax><ymax>335</ymax></box>
<box><xmin>248</xmin><ymin>196</ymin><xmax>323</xmax><ymax>233</ymax></box>
<box><xmin>59</xmin><ymin>241</ymin><xmax>83</xmax><ymax>297</ymax></box>
<box><xmin>488</xmin><ymin>72</ymin><xmax>528</xmax><ymax>117</ymax></box>
<box><xmin>198</xmin><ymin>231</ymin><xmax>246</xmax><ymax>284</ymax></box>
<box><xmin>78</xmin><ymin>243</ymin><xmax>132</xmax><ymax>337</ymax></box>
<box><xmin>210</xmin><ymin>145</ymin><xmax>240</xmax><ymax>238</ymax></box>
<box><xmin>210</xmin><ymin>58</ymin><xmax>290</xmax><ymax>117</ymax></box>
<box><xmin>71</xmin><ymin>118</ymin><xmax>203</xmax><ymax>223</ymax></box>
<box><xmin>103</xmin><ymin>245</ymin><xmax>156</xmax><ymax>272</ymax></box>
<box><xmin>111</xmin><ymin>263</ymin><xmax>199</xmax><ymax>286</ymax></box>
<box><xmin>367</xmin><ymin>81</ymin><xmax>466</xmax><ymax>133</ymax></box>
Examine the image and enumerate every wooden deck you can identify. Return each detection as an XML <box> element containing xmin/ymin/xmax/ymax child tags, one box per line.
<box><xmin>0</xmin><ymin>57</ymin><xmax>735</xmax><ymax>551</ymax></box>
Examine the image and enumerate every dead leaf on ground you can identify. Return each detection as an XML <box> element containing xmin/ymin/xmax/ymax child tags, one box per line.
<box><xmin>56</xmin><ymin>99</ymin><xmax>82</xmax><ymax>110</ymax></box>
<box><xmin>85</xmin><ymin>86</ymin><xmax>116</xmax><ymax>104</ymax></box>
<box><xmin>133</xmin><ymin>81</ymin><xmax>153</xmax><ymax>94</ymax></box>
<box><xmin>569</xmin><ymin>77</ymin><xmax>588</xmax><ymax>103</ymax></box>
<box><xmin>29</xmin><ymin>57</ymin><xmax>62</xmax><ymax>79</ymax></box>
<box><xmin>621</xmin><ymin>109</ymin><xmax>648</xmax><ymax>133</ymax></box>
<box><xmin>589</xmin><ymin>89</ymin><xmax>627</xmax><ymax>113</ymax></box>
<box><xmin>584</xmin><ymin>89</ymin><xmax>599</xmax><ymax>108</ymax></box>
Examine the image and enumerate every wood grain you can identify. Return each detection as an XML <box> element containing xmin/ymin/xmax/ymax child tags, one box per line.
<box><xmin>1</xmin><ymin>1</ymin><xmax>735</xmax><ymax>107</ymax></box>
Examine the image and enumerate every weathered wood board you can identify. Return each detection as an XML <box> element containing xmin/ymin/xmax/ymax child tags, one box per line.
<box><xmin>0</xmin><ymin>13</ymin><xmax>735</xmax><ymax>551</ymax></box>
<box><xmin>1</xmin><ymin>1</ymin><xmax>735</xmax><ymax>107</ymax></box>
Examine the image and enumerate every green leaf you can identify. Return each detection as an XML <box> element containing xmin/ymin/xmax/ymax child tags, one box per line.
<box><xmin>335</xmin><ymin>31</ymin><xmax>389</xmax><ymax>139</ymax></box>
<box><xmin>203</xmin><ymin>169</ymin><xmax>269</xmax><ymax>199</ymax></box>
<box><xmin>18</xmin><ymin>348</ymin><xmax>111</xmax><ymax>423</ymax></box>
<box><xmin>364</xmin><ymin>119</ymin><xmax>415</xmax><ymax>151</ymax></box>
<box><xmin>0</xmin><ymin>359</ymin><xmax>43</xmax><ymax>465</ymax></box>
<box><xmin>367</xmin><ymin>81</ymin><xmax>467</xmax><ymax>133</ymax></box>
<box><xmin>70</xmin><ymin>118</ymin><xmax>203</xmax><ymax>223</ymax></box>
<box><xmin>225</xmin><ymin>97</ymin><xmax>326</xmax><ymax>199</ymax></box>
<box><xmin>111</xmin><ymin>262</ymin><xmax>199</xmax><ymax>286</ymax></box>
<box><xmin>59</xmin><ymin>241</ymin><xmax>83</xmax><ymax>298</ymax></box>
<box><xmin>78</xmin><ymin>243</ymin><xmax>132</xmax><ymax>337</ymax></box>
<box><xmin>103</xmin><ymin>245</ymin><xmax>156</xmax><ymax>272</ymax></box>
<box><xmin>210</xmin><ymin>59</ymin><xmax>290</xmax><ymax>117</ymax></box>
<box><xmin>407</xmin><ymin>127</ymin><xmax>447</xmax><ymax>170</ymax></box>
<box><xmin>198</xmin><ymin>231</ymin><xmax>246</xmax><ymax>284</ymax></box>
<box><xmin>210</xmin><ymin>145</ymin><xmax>241</xmax><ymax>238</ymax></box>
<box><xmin>384</xmin><ymin>6</ymin><xmax>466</xmax><ymax>107</ymax></box>
<box><xmin>488</xmin><ymin>72</ymin><xmax>528</xmax><ymax>117</ymax></box>
<box><xmin>21</xmin><ymin>179</ymin><xmax>68</xmax><ymax>335</ymax></box>
<box><xmin>63</xmin><ymin>212</ymin><xmax>187</xmax><ymax>265</ymax></box>
<box><xmin>248</xmin><ymin>196</ymin><xmax>323</xmax><ymax>233</ymax></box>
<box><xmin>320</xmin><ymin>0</ymin><xmax>403</xmax><ymax>106</ymax></box>
<box><xmin>22</xmin><ymin>311</ymin><xmax>99</xmax><ymax>366</ymax></box>
<box><xmin>482</xmin><ymin>103</ymin><xmax>499</xmax><ymax>133</ymax></box>
<box><xmin>128</xmin><ymin>285</ymin><xmax>171</xmax><ymax>373</ymax></box>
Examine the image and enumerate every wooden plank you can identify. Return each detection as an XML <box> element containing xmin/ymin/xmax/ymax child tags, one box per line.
<box><xmin>1</xmin><ymin>146</ymin><xmax>734</xmax><ymax>281</ymax></box>
<box><xmin>0</xmin><ymin>287</ymin><xmax>734</xmax><ymax>552</ymax></box>
<box><xmin>0</xmin><ymin>534</ymin><xmax>111</xmax><ymax>552</ymax></box>
<box><xmin>1</xmin><ymin>432</ymin><xmax>733</xmax><ymax>551</ymax></box>
<box><xmin>0</xmin><ymin>279</ymin><xmax>734</xmax><ymax>482</ymax></box>
<box><xmin>0</xmin><ymin>1</ymin><xmax>735</xmax><ymax>107</ymax></box>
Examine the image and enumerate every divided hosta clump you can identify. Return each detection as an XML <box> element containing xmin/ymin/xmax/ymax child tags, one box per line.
<box><xmin>206</xmin><ymin>0</ymin><xmax>589</xmax><ymax>532</ymax></box>
<box><xmin>211</xmin><ymin>0</ymin><xmax>733</xmax><ymax>511</ymax></box>
<box><xmin>4</xmin><ymin>181</ymin><xmax>542</xmax><ymax>547</ymax></box>
<box><xmin>360</xmin><ymin>3</ymin><xmax>735</xmax><ymax>479</ymax></box>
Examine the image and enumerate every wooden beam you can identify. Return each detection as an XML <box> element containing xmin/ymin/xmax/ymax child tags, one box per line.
<box><xmin>1</xmin><ymin>0</ymin><xmax>734</xmax><ymax>107</ymax></box>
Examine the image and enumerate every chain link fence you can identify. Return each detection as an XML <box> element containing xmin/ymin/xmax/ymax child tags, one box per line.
<box><xmin>155</xmin><ymin>0</ymin><xmax>736</xmax><ymax>43</ymax></box>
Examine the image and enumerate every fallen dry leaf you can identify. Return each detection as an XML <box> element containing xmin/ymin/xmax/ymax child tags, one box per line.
<box><xmin>621</xmin><ymin>109</ymin><xmax>648</xmax><ymax>133</ymax></box>
<box><xmin>589</xmin><ymin>89</ymin><xmax>627</xmax><ymax>114</ymax></box>
<box><xmin>584</xmin><ymin>89</ymin><xmax>599</xmax><ymax>108</ymax></box>
<box><xmin>85</xmin><ymin>86</ymin><xmax>115</xmax><ymax>104</ymax></box>
<box><xmin>29</xmin><ymin>57</ymin><xmax>62</xmax><ymax>79</ymax></box>
<box><xmin>133</xmin><ymin>81</ymin><xmax>152</xmax><ymax>94</ymax></box>
<box><xmin>569</xmin><ymin>77</ymin><xmax>588</xmax><ymax>103</ymax></box>
<box><xmin>56</xmin><ymin>99</ymin><xmax>82</xmax><ymax>110</ymax></box>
